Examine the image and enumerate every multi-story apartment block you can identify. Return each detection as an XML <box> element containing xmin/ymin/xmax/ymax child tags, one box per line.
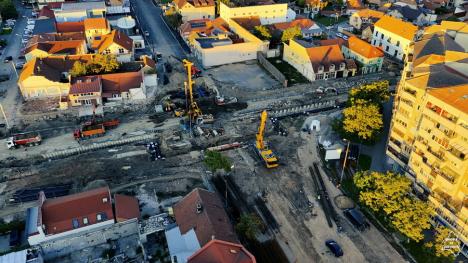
<box><xmin>386</xmin><ymin>22</ymin><xmax>468</xmax><ymax>256</ymax></box>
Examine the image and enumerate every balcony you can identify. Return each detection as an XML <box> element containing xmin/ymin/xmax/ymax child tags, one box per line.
<box><xmin>427</xmin><ymin>147</ymin><xmax>445</xmax><ymax>162</ymax></box>
<box><xmin>432</xmin><ymin>168</ymin><xmax>456</xmax><ymax>184</ymax></box>
<box><xmin>403</xmin><ymin>88</ymin><xmax>417</xmax><ymax>97</ymax></box>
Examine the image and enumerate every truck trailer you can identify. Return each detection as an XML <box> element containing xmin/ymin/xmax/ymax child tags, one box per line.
<box><xmin>7</xmin><ymin>132</ymin><xmax>42</xmax><ymax>149</ymax></box>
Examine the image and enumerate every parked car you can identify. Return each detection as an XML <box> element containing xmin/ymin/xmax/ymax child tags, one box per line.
<box><xmin>344</xmin><ymin>208</ymin><xmax>370</xmax><ymax>231</ymax></box>
<box><xmin>144</xmin><ymin>31</ymin><xmax>150</xmax><ymax>37</ymax></box>
<box><xmin>15</xmin><ymin>62</ymin><xmax>25</xmax><ymax>69</ymax></box>
<box><xmin>325</xmin><ymin>240</ymin><xmax>343</xmax><ymax>257</ymax></box>
<box><xmin>4</xmin><ymin>56</ymin><xmax>13</xmax><ymax>63</ymax></box>
<box><xmin>156</xmin><ymin>52</ymin><xmax>162</xmax><ymax>61</ymax></box>
<box><xmin>17</xmin><ymin>55</ymin><xmax>25</xmax><ymax>60</ymax></box>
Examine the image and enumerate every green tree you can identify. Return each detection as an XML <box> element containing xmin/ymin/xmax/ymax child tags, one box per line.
<box><xmin>70</xmin><ymin>61</ymin><xmax>88</xmax><ymax>77</ymax></box>
<box><xmin>354</xmin><ymin>171</ymin><xmax>411</xmax><ymax>214</ymax></box>
<box><xmin>296</xmin><ymin>0</ymin><xmax>306</xmax><ymax>7</ymax></box>
<box><xmin>391</xmin><ymin>197</ymin><xmax>433</xmax><ymax>242</ymax></box>
<box><xmin>203</xmin><ymin>150</ymin><xmax>232</xmax><ymax>172</ymax></box>
<box><xmin>342</xmin><ymin>99</ymin><xmax>383</xmax><ymax>141</ymax></box>
<box><xmin>254</xmin><ymin>25</ymin><xmax>272</xmax><ymax>40</ymax></box>
<box><xmin>281</xmin><ymin>26</ymin><xmax>301</xmax><ymax>42</ymax></box>
<box><xmin>165</xmin><ymin>13</ymin><xmax>183</xmax><ymax>29</ymax></box>
<box><xmin>425</xmin><ymin>226</ymin><xmax>459</xmax><ymax>259</ymax></box>
<box><xmin>236</xmin><ymin>213</ymin><xmax>262</xmax><ymax>240</ymax></box>
<box><xmin>349</xmin><ymin>80</ymin><xmax>390</xmax><ymax>106</ymax></box>
<box><xmin>0</xmin><ymin>0</ymin><xmax>18</xmax><ymax>20</ymax></box>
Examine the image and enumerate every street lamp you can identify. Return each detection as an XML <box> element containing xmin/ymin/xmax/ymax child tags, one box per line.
<box><xmin>340</xmin><ymin>139</ymin><xmax>350</xmax><ymax>184</ymax></box>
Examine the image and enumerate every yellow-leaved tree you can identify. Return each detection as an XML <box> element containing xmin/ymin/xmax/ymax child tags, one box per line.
<box><xmin>342</xmin><ymin>99</ymin><xmax>383</xmax><ymax>140</ymax></box>
<box><xmin>354</xmin><ymin>171</ymin><xmax>411</xmax><ymax>214</ymax></box>
<box><xmin>425</xmin><ymin>226</ymin><xmax>460</xmax><ymax>258</ymax></box>
<box><xmin>349</xmin><ymin>80</ymin><xmax>390</xmax><ymax>105</ymax></box>
<box><xmin>391</xmin><ymin>197</ymin><xmax>433</xmax><ymax>242</ymax></box>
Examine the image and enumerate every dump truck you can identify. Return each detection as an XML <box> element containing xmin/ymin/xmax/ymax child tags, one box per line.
<box><xmin>73</xmin><ymin>119</ymin><xmax>120</xmax><ymax>140</ymax></box>
<box><xmin>7</xmin><ymin>132</ymin><xmax>42</xmax><ymax>149</ymax></box>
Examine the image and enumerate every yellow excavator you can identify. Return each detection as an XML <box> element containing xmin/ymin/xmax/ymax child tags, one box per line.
<box><xmin>256</xmin><ymin>110</ymin><xmax>279</xmax><ymax>168</ymax></box>
<box><xmin>176</xmin><ymin>59</ymin><xmax>202</xmax><ymax>121</ymax></box>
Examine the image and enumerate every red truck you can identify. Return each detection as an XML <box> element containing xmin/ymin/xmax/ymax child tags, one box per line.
<box><xmin>7</xmin><ymin>132</ymin><xmax>42</xmax><ymax>149</ymax></box>
<box><xmin>73</xmin><ymin>119</ymin><xmax>120</xmax><ymax>140</ymax></box>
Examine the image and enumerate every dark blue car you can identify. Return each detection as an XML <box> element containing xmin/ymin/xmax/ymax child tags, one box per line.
<box><xmin>325</xmin><ymin>240</ymin><xmax>343</xmax><ymax>257</ymax></box>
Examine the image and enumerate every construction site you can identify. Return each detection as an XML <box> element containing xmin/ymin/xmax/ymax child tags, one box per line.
<box><xmin>0</xmin><ymin>56</ymin><xmax>402</xmax><ymax>262</ymax></box>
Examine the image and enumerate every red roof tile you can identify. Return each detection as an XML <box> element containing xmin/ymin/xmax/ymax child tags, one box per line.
<box><xmin>319</xmin><ymin>38</ymin><xmax>346</xmax><ymax>47</ymax></box>
<box><xmin>69</xmin><ymin>75</ymin><xmax>102</xmax><ymax>94</ymax></box>
<box><xmin>346</xmin><ymin>36</ymin><xmax>384</xmax><ymax>59</ymax></box>
<box><xmin>101</xmin><ymin>71</ymin><xmax>143</xmax><ymax>96</ymax></box>
<box><xmin>41</xmin><ymin>187</ymin><xmax>114</xmax><ymax>235</ymax></box>
<box><xmin>188</xmin><ymin>239</ymin><xmax>256</xmax><ymax>263</ymax></box>
<box><xmin>84</xmin><ymin>18</ymin><xmax>109</xmax><ymax>31</ymax></box>
<box><xmin>174</xmin><ymin>188</ymin><xmax>238</xmax><ymax>246</ymax></box>
<box><xmin>273</xmin><ymin>18</ymin><xmax>315</xmax><ymax>31</ymax></box>
<box><xmin>56</xmin><ymin>21</ymin><xmax>85</xmax><ymax>33</ymax></box>
<box><xmin>114</xmin><ymin>194</ymin><xmax>140</xmax><ymax>222</ymax></box>
<box><xmin>24</xmin><ymin>40</ymin><xmax>85</xmax><ymax>56</ymax></box>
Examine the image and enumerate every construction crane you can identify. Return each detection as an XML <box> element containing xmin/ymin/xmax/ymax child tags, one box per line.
<box><xmin>256</xmin><ymin>110</ymin><xmax>279</xmax><ymax>169</ymax></box>
<box><xmin>182</xmin><ymin>59</ymin><xmax>203</xmax><ymax>122</ymax></box>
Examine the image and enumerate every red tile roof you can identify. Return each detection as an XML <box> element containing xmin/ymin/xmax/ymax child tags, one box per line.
<box><xmin>84</xmin><ymin>17</ymin><xmax>109</xmax><ymax>31</ymax></box>
<box><xmin>319</xmin><ymin>38</ymin><xmax>346</xmax><ymax>47</ymax></box>
<box><xmin>24</xmin><ymin>40</ymin><xmax>85</xmax><ymax>56</ymax></box>
<box><xmin>346</xmin><ymin>36</ymin><xmax>384</xmax><ymax>59</ymax></box>
<box><xmin>174</xmin><ymin>188</ymin><xmax>238</xmax><ymax>246</ymax></box>
<box><xmin>46</xmin><ymin>2</ymin><xmax>63</xmax><ymax>9</ymax></box>
<box><xmin>70</xmin><ymin>75</ymin><xmax>102</xmax><ymax>94</ymax></box>
<box><xmin>114</xmin><ymin>194</ymin><xmax>140</xmax><ymax>222</ymax></box>
<box><xmin>41</xmin><ymin>187</ymin><xmax>114</xmax><ymax>235</ymax></box>
<box><xmin>101</xmin><ymin>71</ymin><xmax>143</xmax><ymax>96</ymax></box>
<box><xmin>56</xmin><ymin>21</ymin><xmax>85</xmax><ymax>33</ymax></box>
<box><xmin>39</xmin><ymin>6</ymin><xmax>55</xmax><ymax>19</ymax></box>
<box><xmin>188</xmin><ymin>239</ymin><xmax>256</xmax><ymax>263</ymax></box>
<box><xmin>273</xmin><ymin>18</ymin><xmax>315</xmax><ymax>31</ymax></box>
<box><xmin>92</xmin><ymin>30</ymin><xmax>133</xmax><ymax>53</ymax></box>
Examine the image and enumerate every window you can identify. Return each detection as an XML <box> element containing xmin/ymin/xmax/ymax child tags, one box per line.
<box><xmin>385</xmin><ymin>46</ymin><xmax>389</xmax><ymax>52</ymax></box>
<box><xmin>72</xmin><ymin>218</ymin><xmax>79</xmax><ymax>229</ymax></box>
<box><xmin>83</xmin><ymin>217</ymin><xmax>89</xmax><ymax>225</ymax></box>
<box><xmin>396</xmin><ymin>41</ymin><xmax>400</xmax><ymax>47</ymax></box>
<box><xmin>105</xmin><ymin>49</ymin><xmax>111</xmax><ymax>54</ymax></box>
<box><xmin>381</xmin><ymin>33</ymin><xmax>384</xmax><ymax>39</ymax></box>
<box><xmin>118</xmin><ymin>48</ymin><xmax>125</xmax><ymax>54</ymax></box>
<box><xmin>372</xmin><ymin>40</ymin><xmax>376</xmax><ymax>45</ymax></box>
<box><xmin>316</xmin><ymin>74</ymin><xmax>323</xmax><ymax>80</ymax></box>
<box><xmin>96</xmin><ymin>212</ymin><xmax>107</xmax><ymax>221</ymax></box>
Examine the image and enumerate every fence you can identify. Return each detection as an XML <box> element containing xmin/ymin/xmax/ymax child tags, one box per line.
<box><xmin>257</xmin><ymin>52</ymin><xmax>288</xmax><ymax>88</ymax></box>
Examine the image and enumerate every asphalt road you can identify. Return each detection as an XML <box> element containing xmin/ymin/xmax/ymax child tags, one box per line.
<box><xmin>130</xmin><ymin>0</ymin><xmax>186</xmax><ymax>59</ymax></box>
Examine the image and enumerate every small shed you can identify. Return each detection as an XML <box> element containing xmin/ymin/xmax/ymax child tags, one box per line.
<box><xmin>310</xmin><ymin>119</ymin><xmax>321</xmax><ymax>131</ymax></box>
<box><xmin>324</xmin><ymin>144</ymin><xmax>344</xmax><ymax>161</ymax></box>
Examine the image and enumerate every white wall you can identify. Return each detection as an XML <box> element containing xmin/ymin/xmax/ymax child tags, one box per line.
<box><xmin>219</xmin><ymin>2</ymin><xmax>294</xmax><ymax>25</ymax></box>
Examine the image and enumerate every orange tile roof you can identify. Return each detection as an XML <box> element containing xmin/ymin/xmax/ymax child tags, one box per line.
<box><xmin>273</xmin><ymin>18</ymin><xmax>315</xmax><ymax>31</ymax></box>
<box><xmin>25</xmin><ymin>40</ymin><xmax>85</xmax><ymax>56</ymax></box>
<box><xmin>346</xmin><ymin>36</ymin><xmax>384</xmax><ymax>59</ymax></box>
<box><xmin>354</xmin><ymin>9</ymin><xmax>385</xmax><ymax>19</ymax></box>
<box><xmin>114</xmin><ymin>194</ymin><xmax>140</xmax><ymax>222</ymax></box>
<box><xmin>56</xmin><ymin>21</ymin><xmax>85</xmax><ymax>33</ymax></box>
<box><xmin>188</xmin><ymin>239</ymin><xmax>256</xmax><ymax>263</ymax></box>
<box><xmin>374</xmin><ymin>15</ymin><xmax>418</xmax><ymax>41</ymax></box>
<box><xmin>428</xmin><ymin>84</ymin><xmax>468</xmax><ymax>114</ymax></box>
<box><xmin>348</xmin><ymin>0</ymin><xmax>364</xmax><ymax>9</ymax></box>
<box><xmin>319</xmin><ymin>38</ymin><xmax>346</xmax><ymax>47</ymax></box>
<box><xmin>92</xmin><ymin>30</ymin><xmax>133</xmax><ymax>53</ymax></box>
<box><xmin>84</xmin><ymin>17</ymin><xmax>109</xmax><ymax>31</ymax></box>
<box><xmin>304</xmin><ymin>44</ymin><xmax>347</xmax><ymax>72</ymax></box>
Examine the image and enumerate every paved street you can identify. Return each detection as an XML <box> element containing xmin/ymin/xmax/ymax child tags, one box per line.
<box><xmin>130</xmin><ymin>0</ymin><xmax>186</xmax><ymax>59</ymax></box>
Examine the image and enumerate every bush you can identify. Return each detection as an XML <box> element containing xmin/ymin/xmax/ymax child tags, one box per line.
<box><xmin>0</xmin><ymin>0</ymin><xmax>17</xmax><ymax>20</ymax></box>
<box><xmin>203</xmin><ymin>150</ymin><xmax>232</xmax><ymax>172</ymax></box>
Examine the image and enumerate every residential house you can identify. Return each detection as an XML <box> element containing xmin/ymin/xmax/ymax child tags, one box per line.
<box><xmin>91</xmin><ymin>30</ymin><xmax>134</xmax><ymax>62</ymax></box>
<box><xmin>101</xmin><ymin>71</ymin><xmax>147</xmax><ymax>102</ymax></box>
<box><xmin>349</xmin><ymin>9</ymin><xmax>384</xmax><ymax>30</ymax></box>
<box><xmin>371</xmin><ymin>15</ymin><xmax>418</xmax><ymax>60</ymax></box>
<box><xmin>319</xmin><ymin>38</ymin><xmax>346</xmax><ymax>47</ymax></box>
<box><xmin>283</xmin><ymin>39</ymin><xmax>357</xmax><ymax>82</ymax></box>
<box><xmin>107</xmin><ymin>0</ymin><xmax>131</xmax><ymax>15</ymax></box>
<box><xmin>304</xmin><ymin>0</ymin><xmax>328</xmax><ymax>18</ymax></box>
<box><xmin>361</xmin><ymin>25</ymin><xmax>374</xmax><ymax>42</ymax></box>
<box><xmin>219</xmin><ymin>2</ymin><xmax>296</xmax><ymax>25</ymax></box>
<box><xmin>386</xmin><ymin>23</ymin><xmax>468</xmax><ymax>255</ymax></box>
<box><xmin>26</xmin><ymin>32</ymin><xmax>86</xmax><ymax>49</ymax></box>
<box><xmin>68</xmin><ymin>75</ymin><xmax>103</xmax><ymax>107</ymax></box>
<box><xmin>54</xmin><ymin>1</ymin><xmax>107</xmax><ymax>22</ymax></box>
<box><xmin>165</xmin><ymin>188</ymin><xmax>239</xmax><ymax>263</ymax></box>
<box><xmin>84</xmin><ymin>18</ymin><xmax>111</xmax><ymax>46</ymax></box>
<box><xmin>173</xmin><ymin>0</ymin><xmax>216</xmax><ymax>22</ymax></box>
<box><xmin>387</xmin><ymin>3</ymin><xmax>437</xmax><ymax>26</ymax></box>
<box><xmin>56</xmin><ymin>21</ymin><xmax>85</xmax><ymax>33</ymax></box>
<box><xmin>179</xmin><ymin>18</ymin><xmax>230</xmax><ymax>48</ymax></box>
<box><xmin>346</xmin><ymin>0</ymin><xmax>366</xmax><ymax>15</ymax></box>
<box><xmin>342</xmin><ymin>36</ymin><xmax>384</xmax><ymax>74</ymax></box>
<box><xmin>273</xmin><ymin>18</ymin><xmax>323</xmax><ymax>38</ymax></box>
<box><xmin>26</xmin><ymin>187</ymin><xmax>140</xmax><ymax>260</ymax></box>
<box><xmin>187</xmin><ymin>240</ymin><xmax>256</xmax><ymax>263</ymax></box>
<box><xmin>191</xmin><ymin>17</ymin><xmax>269</xmax><ymax>67</ymax></box>
<box><xmin>24</xmin><ymin>40</ymin><xmax>87</xmax><ymax>61</ymax></box>
<box><xmin>18</xmin><ymin>55</ymin><xmax>94</xmax><ymax>99</ymax></box>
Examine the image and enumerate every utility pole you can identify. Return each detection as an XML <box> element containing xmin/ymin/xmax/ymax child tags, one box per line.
<box><xmin>340</xmin><ymin>139</ymin><xmax>350</xmax><ymax>184</ymax></box>
<box><xmin>0</xmin><ymin>103</ymin><xmax>10</xmax><ymax>129</ymax></box>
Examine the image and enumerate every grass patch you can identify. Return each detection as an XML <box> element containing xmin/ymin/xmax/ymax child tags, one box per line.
<box><xmin>358</xmin><ymin>154</ymin><xmax>372</xmax><ymax>170</ymax></box>
<box><xmin>267</xmin><ymin>58</ymin><xmax>309</xmax><ymax>85</ymax></box>
<box><xmin>315</xmin><ymin>16</ymin><xmax>348</xmax><ymax>26</ymax></box>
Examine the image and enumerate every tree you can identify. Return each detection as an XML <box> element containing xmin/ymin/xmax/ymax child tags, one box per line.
<box><xmin>254</xmin><ymin>25</ymin><xmax>272</xmax><ymax>40</ymax></box>
<box><xmin>0</xmin><ymin>0</ymin><xmax>18</xmax><ymax>20</ymax></box>
<box><xmin>236</xmin><ymin>213</ymin><xmax>262</xmax><ymax>240</ymax></box>
<box><xmin>165</xmin><ymin>13</ymin><xmax>182</xmax><ymax>29</ymax></box>
<box><xmin>70</xmin><ymin>61</ymin><xmax>88</xmax><ymax>77</ymax></box>
<box><xmin>203</xmin><ymin>150</ymin><xmax>232</xmax><ymax>172</ymax></box>
<box><xmin>349</xmin><ymin>80</ymin><xmax>390</xmax><ymax>106</ymax></box>
<box><xmin>281</xmin><ymin>26</ymin><xmax>301</xmax><ymax>42</ymax></box>
<box><xmin>391</xmin><ymin>197</ymin><xmax>433</xmax><ymax>242</ymax></box>
<box><xmin>342</xmin><ymin>99</ymin><xmax>383</xmax><ymax>141</ymax></box>
<box><xmin>354</xmin><ymin>171</ymin><xmax>411</xmax><ymax>214</ymax></box>
<box><xmin>425</xmin><ymin>226</ymin><xmax>459</xmax><ymax>258</ymax></box>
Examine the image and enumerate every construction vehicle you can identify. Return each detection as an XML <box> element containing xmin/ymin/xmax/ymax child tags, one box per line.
<box><xmin>191</xmin><ymin>65</ymin><xmax>202</xmax><ymax>78</ymax></box>
<box><xmin>256</xmin><ymin>110</ymin><xmax>279</xmax><ymax>168</ymax></box>
<box><xmin>7</xmin><ymin>132</ymin><xmax>42</xmax><ymax>149</ymax></box>
<box><xmin>73</xmin><ymin>119</ymin><xmax>120</xmax><ymax>140</ymax></box>
<box><xmin>182</xmin><ymin>59</ymin><xmax>203</xmax><ymax>122</ymax></box>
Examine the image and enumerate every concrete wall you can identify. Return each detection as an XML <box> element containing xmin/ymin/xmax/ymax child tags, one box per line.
<box><xmin>19</xmin><ymin>77</ymin><xmax>70</xmax><ymax>99</ymax></box>
<box><xmin>257</xmin><ymin>52</ymin><xmax>287</xmax><ymax>87</ymax></box>
<box><xmin>39</xmin><ymin>219</ymin><xmax>139</xmax><ymax>261</ymax></box>
<box><xmin>194</xmin><ymin>41</ymin><xmax>260</xmax><ymax>67</ymax></box>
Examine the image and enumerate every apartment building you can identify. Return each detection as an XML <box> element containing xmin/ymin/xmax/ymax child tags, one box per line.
<box><xmin>386</xmin><ymin>22</ymin><xmax>468</xmax><ymax>255</ymax></box>
<box><xmin>219</xmin><ymin>2</ymin><xmax>296</xmax><ymax>25</ymax></box>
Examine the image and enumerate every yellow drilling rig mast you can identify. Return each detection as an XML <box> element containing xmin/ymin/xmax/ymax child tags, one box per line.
<box><xmin>256</xmin><ymin>110</ymin><xmax>279</xmax><ymax>168</ymax></box>
<box><xmin>182</xmin><ymin>59</ymin><xmax>203</xmax><ymax>122</ymax></box>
